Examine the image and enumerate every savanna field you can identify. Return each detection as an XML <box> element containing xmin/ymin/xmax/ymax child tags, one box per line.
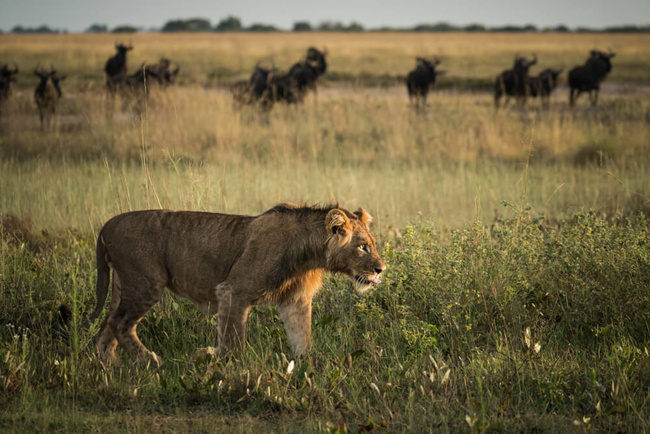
<box><xmin>1</xmin><ymin>32</ymin><xmax>650</xmax><ymax>432</ymax></box>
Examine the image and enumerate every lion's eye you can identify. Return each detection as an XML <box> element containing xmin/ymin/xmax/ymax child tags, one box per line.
<box><xmin>358</xmin><ymin>244</ymin><xmax>368</xmax><ymax>253</ymax></box>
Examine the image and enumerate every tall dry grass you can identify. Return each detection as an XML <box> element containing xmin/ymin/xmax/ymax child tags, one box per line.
<box><xmin>1</xmin><ymin>84</ymin><xmax>648</xmax><ymax>234</ymax></box>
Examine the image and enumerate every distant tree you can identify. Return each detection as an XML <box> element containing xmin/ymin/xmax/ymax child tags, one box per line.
<box><xmin>12</xmin><ymin>25</ymin><xmax>58</xmax><ymax>34</ymax></box>
<box><xmin>293</xmin><ymin>21</ymin><xmax>312</xmax><ymax>32</ymax></box>
<box><xmin>112</xmin><ymin>25</ymin><xmax>138</xmax><ymax>33</ymax></box>
<box><xmin>464</xmin><ymin>23</ymin><xmax>486</xmax><ymax>32</ymax></box>
<box><xmin>318</xmin><ymin>21</ymin><xmax>345</xmax><ymax>31</ymax></box>
<box><xmin>215</xmin><ymin>16</ymin><xmax>242</xmax><ymax>32</ymax></box>
<box><xmin>86</xmin><ymin>23</ymin><xmax>108</xmax><ymax>33</ymax></box>
<box><xmin>162</xmin><ymin>19</ymin><xmax>189</xmax><ymax>32</ymax></box>
<box><xmin>605</xmin><ymin>25</ymin><xmax>650</xmax><ymax>33</ymax></box>
<box><xmin>345</xmin><ymin>22</ymin><xmax>365</xmax><ymax>32</ymax></box>
<box><xmin>545</xmin><ymin>24</ymin><xmax>570</xmax><ymax>32</ymax></box>
<box><xmin>576</xmin><ymin>26</ymin><xmax>597</xmax><ymax>33</ymax></box>
<box><xmin>246</xmin><ymin>23</ymin><xmax>278</xmax><ymax>32</ymax></box>
<box><xmin>413</xmin><ymin>22</ymin><xmax>460</xmax><ymax>32</ymax></box>
<box><xmin>490</xmin><ymin>25</ymin><xmax>528</xmax><ymax>32</ymax></box>
<box><xmin>186</xmin><ymin>18</ymin><xmax>211</xmax><ymax>31</ymax></box>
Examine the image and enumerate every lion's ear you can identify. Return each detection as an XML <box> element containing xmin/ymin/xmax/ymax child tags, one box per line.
<box><xmin>354</xmin><ymin>208</ymin><xmax>373</xmax><ymax>226</ymax></box>
<box><xmin>326</xmin><ymin>209</ymin><xmax>350</xmax><ymax>235</ymax></box>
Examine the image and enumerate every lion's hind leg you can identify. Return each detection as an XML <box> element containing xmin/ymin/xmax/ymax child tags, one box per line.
<box><xmin>107</xmin><ymin>272</ymin><xmax>165</xmax><ymax>367</ymax></box>
<box><xmin>215</xmin><ymin>281</ymin><xmax>252</xmax><ymax>353</ymax></box>
<box><xmin>96</xmin><ymin>269</ymin><xmax>122</xmax><ymax>363</ymax></box>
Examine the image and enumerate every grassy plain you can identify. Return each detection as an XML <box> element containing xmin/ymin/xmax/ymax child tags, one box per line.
<box><xmin>1</xmin><ymin>32</ymin><xmax>650</xmax><ymax>88</ymax></box>
<box><xmin>1</xmin><ymin>32</ymin><xmax>650</xmax><ymax>432</ymax></box>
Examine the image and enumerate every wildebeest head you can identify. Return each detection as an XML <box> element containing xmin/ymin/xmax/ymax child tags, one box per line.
<box><xmin>1</xmin><ymin>63</ymin><xmax>19</xmax><ymax>83</ymax></box>
<box><xmin>415</xmin><ymin>56</ymin><xmax>441</xmax><ymax>74</ymax></box>
<box><xmin>588</xmin><ymin>49</ymin><xmax>615</xmax><ymax>74</ymax></box>
<box><xmin>541</xmin><ymin>68</ymin><xmax>563</xmax><ymax>87</ymax></box>
<box><xmin>513</xmin><ymin>54</ymin><xmax>537</xmax><ymax>74</ymax></box>
<box><xmin>305</xmin><ymin>47</ymin><xmax>327</xmax><ymax>75</ymax></box>
<box><xmin>115</xmin><ymin>43</ymin><xmax>133</xmax><ymax>55</ymax></box>
<box><xmin>34</xmin><ymin>65</ymin><xmax>66</xmax><ymax>97</ymax></box>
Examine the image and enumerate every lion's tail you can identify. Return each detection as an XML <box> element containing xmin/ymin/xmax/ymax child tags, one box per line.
<box><xmin>89</xmin><ymin>230</ymin><xmax>111</xmax><ymax>322</ymax></box>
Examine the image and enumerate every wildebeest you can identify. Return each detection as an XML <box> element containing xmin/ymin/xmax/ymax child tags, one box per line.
<box><xmin>104</xmin><ymin>43</ymin><xmax>133</xmax><ymax>82</ymax></box>
<box><xmin>33</xmin><ymin>66</ymin><xmax>66</xmax><ymax>128</ymax></box>
<box><xmin>146</xmin><ymin>58</ymin><xmax>180</xmax><ymax>88</ymax></box>
<box><xmin>232</xmin><ymin>47</ymin><xmax>326</xmax><ymax>109</ymax></box>
<box><xmin>286</xmin><ymin>47</ymin><xmax>328</xmax><ymax>100</ymax></box>
<box><xmin>0</xmin><ymin>63</ymin><xmax>19</xmax><ymax>109</ymax></box>
<box><xmin>527</xmin><ymin>68</ymin><xmax>563</xmax><ymax>108</ymax></box>
<box><xmin>406</xmin><ymin>56</ymin><xmax>445</xmax><ymax>109</ymax></box>
<box><xmin>107</xmin><ymin>63</ymin><xmax>163</xmax><ymax>98</ymax></box>
<box><xmin>231</xmin><ymin>65</ymin><xmax>276</xmax><ymax>108</ymax></box>
<box><xmin>494</xmin><ymin>54</ymin><xmax>538</xmax><ymax>109</ymax></box>
<box><xmin>568</xmin><ymin>50</ymin><xmax>615</xmax><ymax>108</ymax></box>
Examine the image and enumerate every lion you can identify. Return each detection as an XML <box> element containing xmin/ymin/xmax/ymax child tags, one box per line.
<box><xmin>89</xmin><ymin>203</ymin><xmax>386</xmax><ymax>366</ymax></box>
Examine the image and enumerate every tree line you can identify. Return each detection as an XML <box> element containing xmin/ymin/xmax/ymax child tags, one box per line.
<box><xmin>3</xmin><ymin>18</ymin><xmax>650</xmax><ymax>34</ymax></box>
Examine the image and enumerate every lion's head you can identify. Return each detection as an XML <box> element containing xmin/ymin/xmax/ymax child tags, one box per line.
<box><xmin>325</xmin><ymin>208</ymin><xmax>386</xmax><ymax>294</ymax></box>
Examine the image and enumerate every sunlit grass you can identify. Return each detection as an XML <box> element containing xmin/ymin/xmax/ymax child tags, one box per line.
<box><xmin>1</xmin><ymin>86</ymin><xmax>649</xmax><ymax>233</ymax></box>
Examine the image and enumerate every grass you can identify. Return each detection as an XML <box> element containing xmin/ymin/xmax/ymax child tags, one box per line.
<box><xmin>1</xmin><ymin>209</ymin><xmax>649</xmax><ymax>432</ymax></box>
<box><xmin>1</xmin><ymin>32</ymin><xmax>650</xmax><ymax>431</ymax></box>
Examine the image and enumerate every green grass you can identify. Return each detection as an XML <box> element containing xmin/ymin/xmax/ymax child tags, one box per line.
<box><xmin>1</xmin><ymin>210</ymin><xmax>649</xmax><ymax>432</ymax></box>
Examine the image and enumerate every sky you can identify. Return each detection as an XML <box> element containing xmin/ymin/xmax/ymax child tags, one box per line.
<box><xmin>1</xmin><ymin>0</ymin><xmax>649</xmax><ymax>32</ymax></box>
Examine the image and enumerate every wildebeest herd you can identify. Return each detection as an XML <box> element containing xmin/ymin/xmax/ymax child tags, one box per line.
<box><xmin>231</xmin><ymin>47</ymin><xmax>328</xmax><ymax>109</ymax></box>
<box><xmin>0</xmin><ymin>45</ymin><xmax>617</xmax><ymax>127</ymax></box>
<box><xmin>104</xmin><ymin>43</ymin><xmax>179</xmax><ymax>97</ymax></box>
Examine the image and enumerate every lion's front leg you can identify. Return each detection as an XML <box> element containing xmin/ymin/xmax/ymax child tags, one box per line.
<box><xmin>277</xmin><ymin>298</ymin><xmax>312</xmax><ymax>357</ymax></box>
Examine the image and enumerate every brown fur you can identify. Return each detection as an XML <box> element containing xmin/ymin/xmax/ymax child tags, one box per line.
<box><xmin>90</xmin><ymin>203</ymin><xmax>386</xmax><ymax>366</ymax></box>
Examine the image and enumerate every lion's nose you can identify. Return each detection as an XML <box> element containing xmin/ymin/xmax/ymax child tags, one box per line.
<box><xmin>374</xmin><ymin>266</ymin><xmax>386</xmax><ymax>275</ymax></box>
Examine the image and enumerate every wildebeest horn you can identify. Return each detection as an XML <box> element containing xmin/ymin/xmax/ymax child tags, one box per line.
<box><xmin>529</xmin><ymin>54</ymin><xmax>537</xmax><ymax>66</ymax></box>
<box><xmin>12</xmin><ymin>63</ymin><xmax>18</xmax><ymax>73</ymax></box>
<box><xmin>33</xmin><ymin>66</ymin><xmax>44</xmax><ymax>78</ymax></box>
<box><xmin>607</xmin><ymin>48</ymin><xmax>616</xmax><ymax>58</ymax></box>
<box><xmin>433</xmin><ymin>56</ymin><xmax>441</xmax><ymax>65</ymax></box>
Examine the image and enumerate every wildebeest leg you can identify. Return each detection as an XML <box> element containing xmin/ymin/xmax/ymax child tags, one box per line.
<box><xmin>277</xmin><ymin>297</ymin><xmax>313</xmax><ymax>356</ymax></box>
<box><xmin>570</xmin><ymin>88</ymin><xmax>581</xmax><ymax>108</ymax></box>
<box><xmin>107</xmin><ymin>272</ymin><xmax>165</xmax><ymax>366</ymax></box>
<box><xmin>215</xmin><ymin>281</ymin><xmax>252</xmax><ymax>353</ymax></box>
<box><xmin>590</xmin><ymin>89</ymin><xmax>599</xmax><ymax>106</ymax></box>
